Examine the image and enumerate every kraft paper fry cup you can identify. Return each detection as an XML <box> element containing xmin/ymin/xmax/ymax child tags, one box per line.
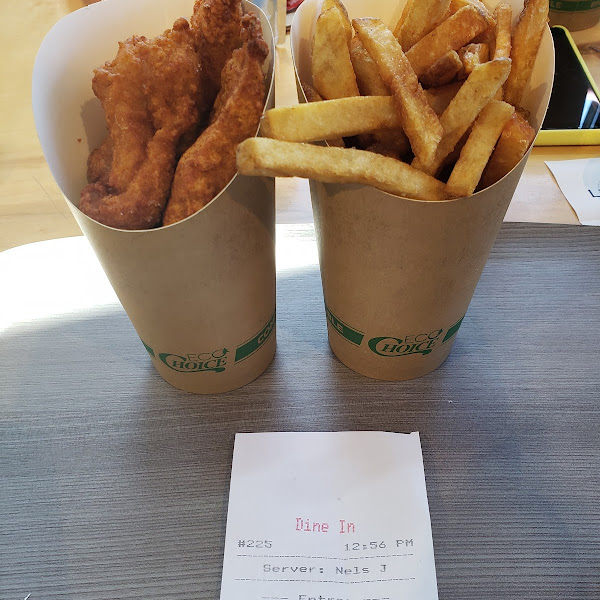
<box><xmin>291</xmin><ymin>0</ymin><xmax>554</xmax><ymax>381</ymax></box>
<box><xmin>33</xmin><ymin>0</ymin><xmax>276</xmax><ymax>393</ymax></box>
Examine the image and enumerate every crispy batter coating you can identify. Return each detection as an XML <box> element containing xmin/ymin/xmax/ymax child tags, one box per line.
<box><xmin>79</xmin><ymin>18</ymin><xmax>202</xmax><ymax>229</ymax></box>
<box><xmin>162</xmin><ymin>14</ymin><xmax>268</xmax><ymax>225</ymax></box>
<box><xmin>86</xmin><ymin>138</ymin><xmax>113</xmax><ymax>187</ymax></box>
<box><xmin>191</xmin><ymin>0</ymin><xmax>245</xmax><ymax>107</ymax></box>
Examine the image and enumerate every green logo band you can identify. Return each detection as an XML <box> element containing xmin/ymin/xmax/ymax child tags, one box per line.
<box><xmin>142</xmin><ymin>340</ymin><xmax>155</xmax><ymax>357</ymax></box>
<box><xmin>325</xmin><ymin>305</ymin><xmax>365</xmax><ymax>346</ymax></box>
<box><xmin>234</xmin><ymin>312</ymin><xmax>276</xmax><ymax>363</ymax></box>
<box><xmin>550</xmin><ymin>0</ymin><xmax>600</xmax><ymax>11</ymax></box>
<box><xmin>442</xmin><ymin>316</ymin><xmax>464</xmax><ymax>344</ymax></box>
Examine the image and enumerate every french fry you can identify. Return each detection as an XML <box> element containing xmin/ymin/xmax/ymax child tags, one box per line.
<box><xmin>445</xmin><ymin>99</ymin><xmax>515</xmax><ymax>197</ymax></box>
<box><xmin>450</xmin><ymin>0</ymin><xmax>494</xmax><ymax>21</ymax></box>
<box><xmin>348</xmin><ymin>38</ymin><xmax>410</xmax><ymax>156</ymax></box>
<box><xmin>349</xmin><ymin>37</ymin><xmax>390</xmax><ymax>96</ymax></box>
<box><xmin>503</xmin><ymin>0</ymin><xmax>549</xmax><ymax>107</ymax></box>
<box><xmin>311</xmin><ymin>5</ymin><xmax>359</xmax><ymax>99</ymax></box>
<box><xmin>421</xmin><ymin>50</ymin><xmax>463</xmax><ymax>87</ymax></box>
<box><xmin>300</xmin><ymin>82</ymin><xmax>346</xmax><ymax>147</ymax></box>
<box><xmin>236</xmin><ymin>137</ymin><xmax>448</xmax><ymax>201</ymax></box>
<box><xmin>458</xmin><ymin>42</ymin><xmax>489</xmax><ymax>78</ymax></box>
<box><xmin>321</xmin><ymin>0</ymin><xmax>353</xmax><ymax>46</ymax></box>
<box><xmin>413</xmin><ymin>57</ymin><xmax>512</xmax><ymax>176</ymax></box>
<box><xmin>396</xmin><ymin>0</ymin><xmax>451</xmax><ymax>51</ymax></box>
<box><xmin>405</xmin><ymin>5</ymin><xmax>492</xmax><ymax>77</ymax></box>
<box><xmin>261</xmin><ymin>96</ymin><xmax>401</xmax><ymax>142</ymax></box>
<box><xmin>393</xmin><ymin>0</ymin><xmax>414</xmax><ymax>38</ymax></box>
<box><xmin>493</xmin><ymin>2</ymin><xmax>512</xmax><ymax>59</ymax></box>
<box><xmin>353</xmin><ymin>17</ymin><xmax>443</xmax><ymax>165</ymax></box>
<box><xmin>479</xmin><ymin>111</ymin><xmax>536</xmax><ymax>188</ymax></box>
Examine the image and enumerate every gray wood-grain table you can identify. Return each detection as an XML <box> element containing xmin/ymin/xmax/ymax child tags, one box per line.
<box><xmin>1</xmin><ymin>223</ymin><xmax>599</xmax><ymax>600</ymax></box>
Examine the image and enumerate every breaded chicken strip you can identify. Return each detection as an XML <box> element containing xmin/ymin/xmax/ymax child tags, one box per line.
<box><xmin>191</xmin><ymin>0</ymin><xmax>244</xmax><ymax>107</ymax></box>
<box><xmin>79</xmin><ymin>18</ymin><xmax>201</xmax><ymax>229</ymax></box>
<box><xmin>162</xmin><ymin>14</ymin><xmax>268</xmax><ymax>225</ymax></box>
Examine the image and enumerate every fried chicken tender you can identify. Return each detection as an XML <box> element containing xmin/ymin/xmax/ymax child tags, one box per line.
<box><xmin>162</xmin><ymin>14</ymin><xmax>268</xmax><ymax>225</ymax></box>
<box><xmin>86</xmin><ymin>138</ymin><xmax>113</xmax><ymax>187</ymax></box>
<box><xmin>191</xmin><ymin>0</ymin><xmax>244</xmax><ymax>107</ymax></box>
<box><xmin>79</xmin><ymin>18</ymin><xmax>202</xmax><ymax>229</ymax></box>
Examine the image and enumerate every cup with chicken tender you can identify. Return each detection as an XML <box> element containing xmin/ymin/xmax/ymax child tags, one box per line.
<box><xmin>257</xmin><ymin>0</ymin><xmax>553</xmax><ymax>381</ymax></box>
<box><xmin>33</xmin><ymin>0</ymin><xmax>276</xmax><ymax>393</ymax></box>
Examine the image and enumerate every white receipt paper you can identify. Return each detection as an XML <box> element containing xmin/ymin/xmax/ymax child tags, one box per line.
<box><xmin>220</xmin><ymin>431</ymin><xmax>439</xmax><ymax>600</ymax></box>
<box><xmin>546</xmin><ymin>158</ymin><xmax>600</xmax><ymax>226</ymax></box>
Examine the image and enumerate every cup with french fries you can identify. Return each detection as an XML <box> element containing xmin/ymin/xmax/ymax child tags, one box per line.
<box><xmin>237</xmin><ymin>0</ymin><xmax>553</xmax><ymax>380</ymax></box>
<box><xmin>33</xmin><ymin>0</ymin><xmax>276</xmax><ymax>393</ymax></box>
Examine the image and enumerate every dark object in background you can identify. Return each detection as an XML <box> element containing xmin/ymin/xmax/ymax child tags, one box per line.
<box><xmin>536</xmin><ymin>25</ymin><xmax>600</xmax><ymax>145</ymax></box>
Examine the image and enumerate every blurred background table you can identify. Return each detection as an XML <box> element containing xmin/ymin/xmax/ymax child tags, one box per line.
<box><xmin>1</xmin><ymin>1</ymin><xmax>600</xmax><ymax>252</ymax></box>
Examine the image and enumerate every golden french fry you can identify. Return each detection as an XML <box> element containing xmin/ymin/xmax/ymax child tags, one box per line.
<box><xmin>349</xmin><ymin>37</ymin><xmax>390</xmax><ymax>96</ymax></box>
<box><xmin>236</xmin><ymin>137</ymin><xmax>448</xmax><ymax>201</ymax></box>
<box><xmin>504</xmin><ymin>0</ymin><xmax>549</xmax><ymax>107</ymax></box>
<box><xmin>396</xmin><ymin>0</ymin><xmax>451</xmax><ymax>50</ymax></box>
<box><xmin>261</xmin><ymin>96</ymin><xmax>401</xmax><ymax>142</ymax></box>
<box><xmin>479</xmin><ymin>111</ymin><xmax>536</xmax><ymax>188</ymax></box>
<box><xmin>322</xmin><ymin>0</ymin><xmax>353</xmax><ymax>46</ymax></box>
<box><xmin>493</xmin><ymin>2</ymin><xmax>512</xmax><ymax>59</ymax></box>
<box><xmin>413</xmin><ymin>57</ymin><xmax>512</xmax><ymax>175</ymax></box>
<box><xmin>445</xmin><ymin>99</ymin><xmax>515</xmax><ymax>197</ymax></box>
<box><xmin>394</xmin><ymin>0</ymin><xmax>414</xmax><ymax>37</ymax></box>
<box><xmin>450</xmin><ymin>0</ymin><xmax>494</xmax><ymax>20</ymax></box>
<box><xmin>458</xmin><ymin>42</ymin><xmax>489</xmax><ymax>77</ymax></box>
<box><xmin>348</xmin><ymin>38</ymin><xmax>410</xmax><ymax>156</ymax></box>
<box><xmin>421</xmin><ymin>50</ymin><xmax>463</xmax><ymax>87</ymax></box>
<box><xmin>353</xmin><ymin>17</ymin><xmax>443</xmax><ymax>165</ymax></box>
<box><xmin>405</xmin><ymin>5</ymin><xmax>492</xmax><ymax>77</ymax></box>
<box><xmin>312</xmin><ymin>5</ymin><xmax>359</xmax><ymax>99</ymax></box>
<box><xmin>300</xmin><ymin>82</ymin><xmax>346</xmax><ymax>147</ymax></box>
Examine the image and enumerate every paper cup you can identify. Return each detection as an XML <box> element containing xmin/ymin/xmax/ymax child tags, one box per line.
<box><xmin>33</xmin><ymin>0</ymin><xmax>276</xmax><ymax>393</ymax></box>
<box><xmin>291</xmin><ymin>0</ymin><xmax>554</xmax><ymax>381</ymax></box>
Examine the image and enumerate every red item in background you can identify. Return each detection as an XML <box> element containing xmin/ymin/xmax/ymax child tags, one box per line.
<box><xmin>287</xmin><ymin>0</ymin><xmax>304</xmax><ymax>12</ymax></box>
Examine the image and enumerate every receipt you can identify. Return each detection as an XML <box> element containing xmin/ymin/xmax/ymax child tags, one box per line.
<box><xmin>220</xmin><ymin>431</ymin><xmax>439</xmax><ymax>600</ymax></box>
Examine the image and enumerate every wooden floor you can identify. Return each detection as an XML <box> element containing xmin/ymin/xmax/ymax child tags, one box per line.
<box><xmin>2</xmin><ymin>1</ymin><xmax>599</xmax><ymax>253</ymax></box>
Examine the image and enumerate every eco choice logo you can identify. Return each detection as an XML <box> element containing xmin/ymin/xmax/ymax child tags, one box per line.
<box><xmin>369</xmin><ymin>331</ymin><xmax>441</xmax><ymax>357</ymax></box>
<box><xmin>368</xmin><ymin>316</ymin><xmax>464</xmax><ymax>357</ymax></box>
<box><xmin>158</xmin><ymin>348</ymin><xmax>228</xmax><ymax>373</ymax></box>
<box><xmin>143</xmin><ymin>341</ymin><xmax>228</xmax><ymax>372</ymax></box>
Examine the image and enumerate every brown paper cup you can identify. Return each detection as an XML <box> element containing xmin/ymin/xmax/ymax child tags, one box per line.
<box><xmin>292</xmin><ymin>0</ymin><xmax>554</xmax><ymax>381</ymax></box>
<box><xmin>33</xmin><ymin>0</ymin><xmax>276</xmax><ymax>393</ymax></box>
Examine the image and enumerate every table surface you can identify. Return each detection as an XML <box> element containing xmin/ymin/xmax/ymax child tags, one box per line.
<box><xmin>2</xmin><ymin>223</ymin><xmax>600</xmax><ymax>599</ymax></box>
<box><xmin>2</xmin><ymin>2</ymin><xmax>600</xmax><ymax>599</ymax></box>
<box><xmin>1</xmin><ymin>1</ymin><xmax>600</xmax><ymax>252</ymax></box>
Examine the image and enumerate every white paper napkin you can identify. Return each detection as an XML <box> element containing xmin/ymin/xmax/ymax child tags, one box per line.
<box><xmin>546</xmin><ymin>158</ymin><xmax>600</xmax><ymax>226</ymax></box>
